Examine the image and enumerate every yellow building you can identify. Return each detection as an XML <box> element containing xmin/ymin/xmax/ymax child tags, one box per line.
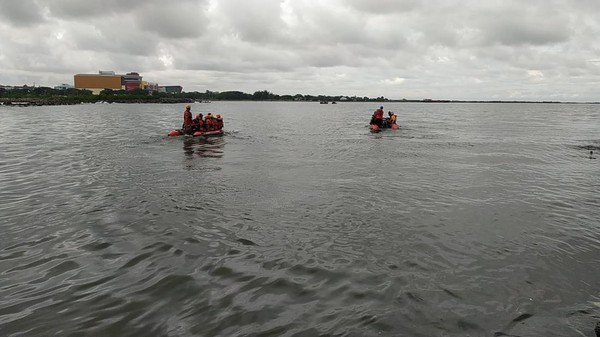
<box><xmin>74</xmin><ymin>71</ymin><xmax>143</xmax><ymax>94</ymax></box>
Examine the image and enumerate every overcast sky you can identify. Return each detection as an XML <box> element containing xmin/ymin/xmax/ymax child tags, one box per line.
<box><xmin>1</xmin><ymin>0</ymin><xmax>600</xmax><ymax>101</ymax></box>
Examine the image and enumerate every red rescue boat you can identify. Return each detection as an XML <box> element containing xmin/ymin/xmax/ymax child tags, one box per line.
<box><xmin>369</xmin><ymin>110</ymin><xmax>399</xmax><ymax>132</ymax></box>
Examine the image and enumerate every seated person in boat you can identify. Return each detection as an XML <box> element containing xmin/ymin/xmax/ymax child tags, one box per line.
<box><xmin>192</xmin><ymin>113</ymin><xmax>204</xmax><ymax>132</ymax></box>
<box><xmin>389</xmin><ymin>111</ymin><xmax>397</xmax><ymax>125</ymax></box>
<box><xmin>382</xmin><ymin>116</ymin><xmax>390</xmax><ymax>128</ymax></box>
<box><xmin>204</xmin><ymin>113</ymin><xmax>215</xmax><ymax>131</ymax></box>
<box><xmin>215</xmin><ymin>114</ymin><xmax>223</xmax><ymax>130</ymax></box>
<box><xmin>380</xmin><ymin>111</ymin><xmax>398</xmax><ymax>128</ymax></box>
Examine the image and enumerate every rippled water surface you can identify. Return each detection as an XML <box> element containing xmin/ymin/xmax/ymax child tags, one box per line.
<box><xmin>1</xmin><ymin>102</ymin><xmax>599</xmax><ymax>336</ymax></box>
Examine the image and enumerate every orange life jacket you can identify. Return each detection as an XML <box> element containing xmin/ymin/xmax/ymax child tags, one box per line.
<box><xmin>183</xmin><ymin>110</ymin><xmax>193</xmax><ymax>126</ymax></box>
<box><xmin>204</xmin><ymin>117</ymin><xmax>213</xmax><ymax>130</ymax></box>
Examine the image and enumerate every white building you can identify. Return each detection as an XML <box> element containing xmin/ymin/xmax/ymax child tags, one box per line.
<box><xmin>54</xmin><ymin>83</ymin><xmax>74</xmax><ymax>90</ymax></box>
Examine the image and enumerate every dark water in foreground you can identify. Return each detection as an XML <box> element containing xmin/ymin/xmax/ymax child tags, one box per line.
<box><xmin>0</xmin><ymin>102</ymin><xmax>599</xmax><ymax>337</ymax></box>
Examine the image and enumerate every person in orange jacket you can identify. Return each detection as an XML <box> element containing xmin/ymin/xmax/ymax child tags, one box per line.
<box><xmin>193</xmin><ymin>113</ymin><xmax>204</xmax><ymax>132</ymax></box>
<box><xmin>371</xmin><ymin>106</ymin><xmax>384</xmax><ymax>127</ymax></box>
<box><xmin>215</xmin><ymin>113</ymin><xmax>223</xmax><ymax>130</ymax></box>
<box><xmin>389</xmin><ymin>111</ymin><xmax>397</xmax><ymax>124</ymax></box>
<box><xmin>204</xmin><ymin>113</ymin><xmax>214</xmax><ymax>131</ymax></box>
<box><xmin>182</xmin><ymin>104</ymin><xmax>193</xmax><ymax>135</ymax></box>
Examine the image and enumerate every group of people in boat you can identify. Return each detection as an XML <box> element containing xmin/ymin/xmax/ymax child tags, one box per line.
<box><xmin>182</xmin><ymin>104</ymin><xmax>223</xmax><ymax>135</ymax></box>
<box><xmin>370</xmin><ymin>106</ymin><xmax>398</xmax><ymax>128</ymax></box>
<box><xmin>179</xmin><ymin>104</ymin><xmax>398</xmax><ymax>135</ymax></box>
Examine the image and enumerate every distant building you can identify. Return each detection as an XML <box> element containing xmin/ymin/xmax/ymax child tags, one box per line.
<box><xmin>141</xmin><ymin>81</ymin><xmax>159</xmax><ymax>92</ymax></box>
<box><xmin>123</xmin><ymin>72</ymin><xmax>142</xmax><ymax>91</ymax></box>
<box><xmin>54</xmin><ymin>83</ymin><xmax>74</xmax><ymax>90</ymax></box>
<box><xmin>74</xmin><ymin>71</ymin><xmax>144</xmax><ymax>94</ymax></box>
<box><xmin>158</xmin><ymin>85</ymin><xmax>183</xmax><ymax>94</ymax></box>
<box><xmin>0</xmin><ymin>85</ymin><xmax>31</xmax><ymax>91</ymax></box>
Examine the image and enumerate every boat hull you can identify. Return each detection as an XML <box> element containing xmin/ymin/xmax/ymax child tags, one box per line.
<box><xmin>370</xmin><ymin>123</ymin><xmax>399</xmax><ymax>132</ymax></box>
<box><xmin>193</xmin><ymin>129</ymin><xmax>223</xmax><ymax>136</ymax></box>
<box><xmin>168</xmin><ymin>129</ymin><xmax>224</xmax><ymax>137</ymax></box>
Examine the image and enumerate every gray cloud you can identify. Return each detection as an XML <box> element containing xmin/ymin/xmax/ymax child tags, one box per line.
<box><xmin>1</xmin><ymin>0</ymin><xmax>600</xmax><ymax>101</ymax></box>
<box><xmin>345</xmin><ymin>0</ymin><xmax>421</xmax><ymax>14</ymax></box>
<box><xmin>66</xmin><ymin>19</ymin><xmax>159</xmax><ymax>55</ymax></box>
<box><xmin>478</xmin><ymin>9</ymin><xmax>571</xmax><ymax>46</ymax></box>
<box><xmin>134</xmin><ymin>1</ymin><xmax>210</xmax><ymax>39</ymax></box>
<box><xmin>46</xmin><ymin>0</ymin><xmax>143</xmax><ymax>19</ymax></box>
<box><xmin>0</xmin><ymin>0</ymin><xmax>46</xmax><ymax>27</ymax></box>
<box><xmin>215</xmin><ymin>0</ymin><xmax>286</xmax><ymax>43</ymax></box>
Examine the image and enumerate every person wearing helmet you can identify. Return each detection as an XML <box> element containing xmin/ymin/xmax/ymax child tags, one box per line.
<box><xmin>182</xmin><ymin>104</ymin><xmax>193</xmax><ymax>135</ymax></box>
<box><xmin>215</xmin><ymin>113</ymin><xmax>223</xmax><ymax>130</ymax></box>
<box><xmin>389</xmin><ymin>111</ymin><xmax>397</xmax><ymax>125</ymax></box>
<box><xmin>204</xmin><ymin>113</ymin><xmax>214</xmax><ymax>131</ymax></box>
<box><xmin>193</xmin><ymin>113</ymin><xmax>204</xmax><ymax>132</ymax></box>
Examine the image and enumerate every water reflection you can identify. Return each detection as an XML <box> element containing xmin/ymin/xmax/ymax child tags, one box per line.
<box><xmin>183</xmin><ymin>136</ymin><xmax>194</xmax><ymax>158</ymax></box>
<box><xmin>182</xmin><ymin>135</ymin><xmax>225</xmax><ymax>159</ymax></box>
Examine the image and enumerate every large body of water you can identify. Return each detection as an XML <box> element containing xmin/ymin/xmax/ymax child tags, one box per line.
<box><xmin>0</xmin><ymin>101</ymin><xmax>599</xmax><ymax>336</ymax></box>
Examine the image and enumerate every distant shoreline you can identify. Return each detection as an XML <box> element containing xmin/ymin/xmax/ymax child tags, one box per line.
<box><xmin>1</xmin><ymin>97</ymin><xmax>598</xmax><ymax>107</ymax></box>
<box><xmin>2</xmin><ymin>86</ymin><xmax>598</xmax><ymax>106</ymax></box>
<box><xmin>0</xmin><ymin>97</ymin><xmax>193</xmax><ymax>107</ymax></box>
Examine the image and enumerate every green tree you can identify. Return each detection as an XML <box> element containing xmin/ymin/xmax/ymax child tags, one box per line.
<box><xmin>252</xmin><ymin>90</ymin><xmax>272</xmax><ymax>100</ymax></box>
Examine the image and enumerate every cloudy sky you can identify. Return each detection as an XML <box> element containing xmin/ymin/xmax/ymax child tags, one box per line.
<box><xmin>1</xmin><ymin>0</ymin><xmax>600</xmax><ymax>101</ymax></box>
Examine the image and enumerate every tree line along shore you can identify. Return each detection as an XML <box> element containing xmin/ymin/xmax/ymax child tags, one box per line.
<box><xmin>0</xmin><ymin>86</ymin><xmax>587</xmax><ymax>106</ymax></box>
<box><xmin>0</xmin><ymin>87</ymin><xmax>390</xmax><ymax>106</ymax></box>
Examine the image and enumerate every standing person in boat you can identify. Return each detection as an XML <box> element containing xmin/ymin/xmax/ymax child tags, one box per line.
<box><xmin>182</xmin><ymin>104</ymin><xmax>194</xmax><ymax>135</ymax></box>
<box><xmin>372</xmin><ymin>106</ymin><xmax>384</xmax><ymax>127</ymax></box>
